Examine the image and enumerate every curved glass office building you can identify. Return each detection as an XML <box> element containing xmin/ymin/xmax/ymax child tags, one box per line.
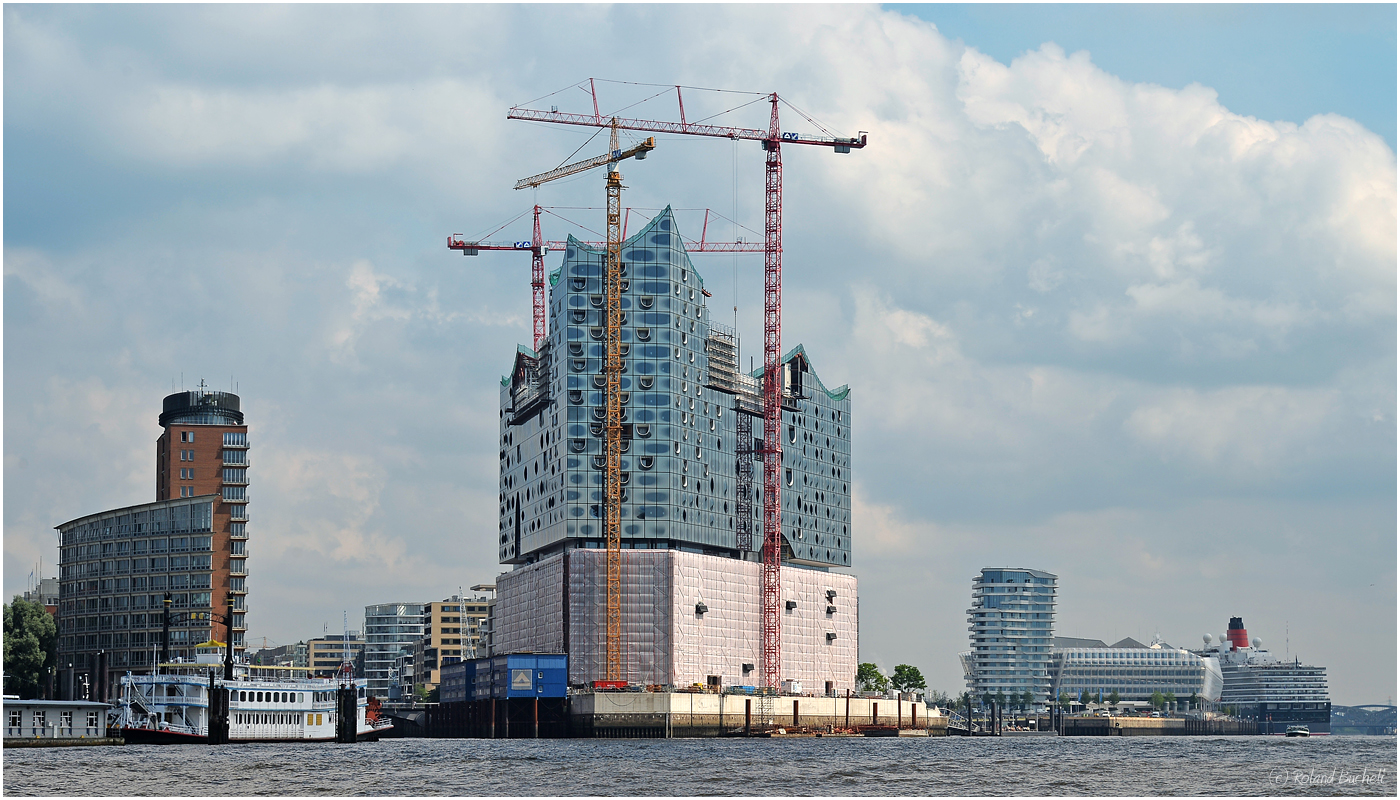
<box><xmin>1051</xmin><ymin>639</ymin><xmax>1224</xmax><ymax>704</ymax></box>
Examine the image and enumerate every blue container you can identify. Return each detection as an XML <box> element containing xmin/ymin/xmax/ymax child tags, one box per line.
<box><xmin>438</xmin><ymin>661</ymin><xmax>473</xmax><ymax>703</ymax></box>
<box><xmin>472</xmin><ymin>658</ymin><xmax>494</xmax><ymax>701</ymax></box>
<box><xmin>483</xmin><ymin>653</ymin><xmax>569</xmax><ymax>699</ymax></box>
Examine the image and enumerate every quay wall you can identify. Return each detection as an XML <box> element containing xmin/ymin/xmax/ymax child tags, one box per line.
<box><xmin>1060</xmin><ymin>717</ymin><xmax>1258</xmax><ymax>736</ymax></box>
<box><xmin>576</xmin><ymin>693</ymin><xmax>943</xmax><ymax>737</ymax></box>
<box><xmin>420</xmin><ymin>694</ymin><xmax>948</xmax><ymax>738</ymax></box>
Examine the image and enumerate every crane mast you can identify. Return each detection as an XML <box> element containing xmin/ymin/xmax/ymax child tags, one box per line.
<box><xmin>487</xmin><ymin>120</ymin><xmax>652</xmax><ymax>683</ymax></box>
<box><xmin>603</xmin><ymin>121</ymin><xmax>626</xmax><ymax>682</ymax></box>
<box><xmin>531</xmin><ymin>206</ymin><xmax>546</xmax><ymax>348</ymax></box>
<box><xmin>760</xmin><ymin>94</ymin><xmax>784</xmax><ymax>723</ymax></box>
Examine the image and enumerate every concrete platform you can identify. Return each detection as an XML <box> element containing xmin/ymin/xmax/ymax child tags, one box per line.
<box><xmin>572</xmin><ymin>692</ymin><xmax>948</xmax><ymax>738</ymax></box>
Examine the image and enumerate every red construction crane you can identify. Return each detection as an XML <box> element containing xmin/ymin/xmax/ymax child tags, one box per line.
<box><xmin>508</xmin><ymin>80</ymin><xmax>868</xmax><ymax>721</ymax></box>
<box><xmin>448</xmin><ymin>208</ymin><xmax>762</xmax><ymax>351</ymax></box>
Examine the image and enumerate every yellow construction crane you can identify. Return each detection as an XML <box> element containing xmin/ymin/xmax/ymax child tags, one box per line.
<box><xmin>515</xmin><ymin>121</ymin><xmax>654</xmax><ymax>682</ymax></box>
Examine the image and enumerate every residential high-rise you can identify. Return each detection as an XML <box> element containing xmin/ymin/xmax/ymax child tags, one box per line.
<box><xmin>492</xmin><ymin>208</ymin><xmax>858</xmax><ymax>690</ymax></box>
<box><xmin>364</xmin><ymin>603</ymin><xmax>425</xmax><ymax>698</ymax></box>
<box><xmin>55</xmin><ymin>385</ymin><xmax>249</xmax><ymax>699</ymax></box>
<box><xmin>964</xmin><ymin>568</ymin><xmax>1057</xmax><ymax>705</ymax></box>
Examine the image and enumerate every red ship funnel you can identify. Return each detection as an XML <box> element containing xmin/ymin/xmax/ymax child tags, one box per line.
<box><xmin>1226</xmin><ymin>616</ymin><xmax>1250</xmax><ymax>650</ymax></box>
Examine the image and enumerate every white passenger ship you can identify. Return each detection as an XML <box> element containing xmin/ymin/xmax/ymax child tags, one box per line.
<box><xmin>118</xmin><ymin>642</ymin><xmax>391</xmax><ymax>744</ymax></box>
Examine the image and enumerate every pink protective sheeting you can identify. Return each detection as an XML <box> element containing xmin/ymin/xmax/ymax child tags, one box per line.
<box><xmin>495</xmin><ymin>549</ymin><xmax>858</xmax><ymax>692</ymax></box>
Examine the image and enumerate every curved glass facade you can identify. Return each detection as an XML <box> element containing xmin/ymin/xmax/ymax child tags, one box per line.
<box><xmin>56</xmin><ymin>496</ymin><xmax>218</xmax><ymax>670</ymax></box>
<box><xmin>1051</xmin><ymin>646</ymin><xmax>1224</xmax><ymax>703</ymax></box>
<box><xmin>498</xmin><ymin>208</ymin><xmax>852</xmax><ymax>570</ymax></box>
<box><xmin>966</xmin><ymin>568</ymin><xmax>1057</xmax><ymax>703</ymax></box>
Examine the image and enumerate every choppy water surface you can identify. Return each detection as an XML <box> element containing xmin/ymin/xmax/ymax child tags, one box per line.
<box><xmin>3</xmin><ymin>736</ymin><xmax>1395</xmax><ymax>796</ymax></box>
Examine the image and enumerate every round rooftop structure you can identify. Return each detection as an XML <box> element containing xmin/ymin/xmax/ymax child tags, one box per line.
<box><xmin>159</xmin><ymin>389</ymin><xmax>243</xmax><ymax>427</ymax></box>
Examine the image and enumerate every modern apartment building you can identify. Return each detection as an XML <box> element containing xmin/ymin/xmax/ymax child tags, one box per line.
<box><xmin>364</xmin><ymin>603</ymin><xmax>425</xmax><ymax>699</ymax></box>
<box><xmin>307</xmin><ymin>632</ymin><xmax>363</xmax><ymax>677</ymax></box>
<box><xmin>18</xmin><ymin>577</ymin><xmax>61</xmax><ymax>616</ymax></box>
<box><xmin>964</xmin><ymin>568</ymin><xmax>1057</xmax><ymax>704</ymax></box>
<box><xmin>412</xmin><ymin>596</ymin><xmax>489</xmax><ymax>696</ymax></box>
<box><xmin>55</xmin><ymin>386</ymin><xmax>250</xmax><ymax>698</ymax></box>
<box><xmin>251</xmin><ymin>641</ymin><xmax>308</xmax><ymax>668</ymax></box>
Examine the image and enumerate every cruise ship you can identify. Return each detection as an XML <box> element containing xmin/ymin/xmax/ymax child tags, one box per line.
<box><xmin>1197</xmin><ymin>617</ymin><xmax>1331</xmax><ymax>735</ymax></box>
<box><xmin>118</xmin><ymin>641</ymin><xmax>391</xmax><ymax>743</ymax></box>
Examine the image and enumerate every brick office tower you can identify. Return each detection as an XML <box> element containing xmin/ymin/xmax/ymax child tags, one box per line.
<box><xmin>154</xmin><ymin>385</ymin><xmax>250</xmax><ymax>654</ymax></box>
<box><xmin>56</xmin><ymin>385</ymin><xmax>249</xmax><ymax>699</ymax></box>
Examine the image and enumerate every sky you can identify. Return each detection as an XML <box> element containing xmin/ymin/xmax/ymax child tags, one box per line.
<box><xmin>4</xmin><ymin>4</ymin><xmax>1395</xmax><ymax>705</ymax></box>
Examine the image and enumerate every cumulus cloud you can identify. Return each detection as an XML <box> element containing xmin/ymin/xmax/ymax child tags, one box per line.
<box><xmin>1122</xmin><ymin>385</ymin><xmax>1340</xmax><ymax>472</ymax></box>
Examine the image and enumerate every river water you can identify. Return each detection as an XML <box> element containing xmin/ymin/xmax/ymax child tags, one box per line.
<box><xmin>3</xmin><ymin>736</ymin><xmax>1395</xmax><ymax>796</ymax></box>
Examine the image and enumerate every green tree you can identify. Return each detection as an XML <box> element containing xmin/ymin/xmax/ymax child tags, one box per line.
<box><xmin>1021</xmin><ymin>690</ymin><xmax>1034</xmax><ymax>711</ymax></box>
<box><xmin>855</xmin><ymin>662</ymin><xmax>889</xmax><ymax>694</ymax></box>
<box><xmin>890</xmin><ymin>664</ymin><xmax>927</xmax><ymax>695</ymax></box>
<box><xmin>1150</xmin><ymin>690</ymin><xmax>1165</xmax><ymax>710</ymax></box>
<box><xmin>1059</xmin><ymin>691</ymin><xmax>1072</xmax><ymax>710</ymax></box>
<box><xmin>1188</xmin><ymin>691</ymin><xmax>1198</xmax><ymax>711</ymax></box>
<box><xmin>994</xmin><ymin>690</ymin><xmax>1007</xmax><ymax>708</ymax></box>
<box><xmin>1107</xmin><ymin>690</ymin><xmax>1120</xmax><ymax>708</ymax></box>
<box><xmin>3</xmin><ymin>599</ymin><xmax>57</xmax><ymax>699</ymax></box>
<box><xmin>925</xmin><ymin>689</ymin><xmax>951</xmax><ymax>708</ymax></box>
<box><xmin>1079</xmin><ymin>689</ymin><xmax>1091</xmax><ymax>707</ymax></box>
<box><xmin>1095</xmin><ymin>691</ymin><xmax>1103</xmax><ymax>705</ymax></box>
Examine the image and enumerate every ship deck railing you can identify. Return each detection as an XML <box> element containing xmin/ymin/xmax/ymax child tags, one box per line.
<box><xmin>139</xmin><ymin>663</ymin><xmax>346</xmax><ymax>684</ymax></box>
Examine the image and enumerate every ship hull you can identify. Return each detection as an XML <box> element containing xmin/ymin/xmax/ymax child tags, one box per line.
<box><xmin>121</xmin><ymin>725</ymin><xmax>386</xmax><ymax>744</ymax></box>
<box><xmin>1243</xmin><ymin>703</ymin><xmax>1331</xmax><ymax>735</ymax></box>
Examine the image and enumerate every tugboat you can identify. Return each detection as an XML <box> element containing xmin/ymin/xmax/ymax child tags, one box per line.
<box><xmin>1285</xmin><ymin>724</ymin><xmax>1310</xmax><ymax>738</ymax></box>
<box><xmin>118</xmin><ymin>641</ymin><xmax>391</xmax><ymax>744</ymax></box>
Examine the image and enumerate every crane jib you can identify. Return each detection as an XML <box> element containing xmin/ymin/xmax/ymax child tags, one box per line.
<box><xmin>505</xmin><ymin>108</ymin><xmax>867</xmax><ymax>150</ymax></box>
